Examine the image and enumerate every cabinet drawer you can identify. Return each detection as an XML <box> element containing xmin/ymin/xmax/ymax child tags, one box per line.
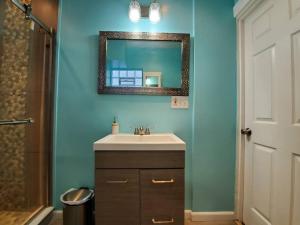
<box><xmin>95</xmin><ymin>169</ymin><xmax>139</xmax><ymax>225</ymax></box>
<box><xmin>95</xmin><ymin>151</ymin><xmax>184</xmax><ymax>169</ymax></box>
<box><xmin>140</xmin><ymin>169</ymin><xmax>184</xmax><ymax>225</ymax></box>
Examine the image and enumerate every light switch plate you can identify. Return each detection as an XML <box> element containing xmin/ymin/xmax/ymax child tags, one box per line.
<box><xmin>171</xmin><ymin>96</ymin><xmax>189</xmax><ymax>109</ymax></box>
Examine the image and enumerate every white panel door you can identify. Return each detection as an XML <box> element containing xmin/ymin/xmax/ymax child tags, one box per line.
<box><xmin>243</xmin><ymin>0</ymin><xmax>300</xmax><ymax>225</ymax></box>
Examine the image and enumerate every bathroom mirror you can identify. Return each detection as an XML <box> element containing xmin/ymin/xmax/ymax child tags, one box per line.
<box><xmin>99</xmin><ymin>31</ymin><xmax>190</xmax><ymax>96</ymax></box>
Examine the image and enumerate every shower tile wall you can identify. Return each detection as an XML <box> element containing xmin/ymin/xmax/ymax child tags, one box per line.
<box><xmin>0</xmin><ymin>0</ymin><xmax>31</xmax><ymax>210</ymax></box>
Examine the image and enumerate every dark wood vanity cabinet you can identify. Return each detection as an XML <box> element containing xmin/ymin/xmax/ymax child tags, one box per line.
<box><xmin>95</xmin><ymin>151</ymin><xmax>185</xmax><ymax>225</ymax></box>
<box><xmin>140</xmin><ymin>169</ymin><xmax>184</xmax><ymax>225</ymax></box>
<box><xmin>95</xmin><ymin>169</ymin><xmax>140</xmax><ymax>225</ymax></box>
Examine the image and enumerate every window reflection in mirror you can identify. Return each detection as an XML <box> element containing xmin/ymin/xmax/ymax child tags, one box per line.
<box><xmin>144</xmin><ymin>72</ymin><xmax>161</xmax><ymax>88</ymax></box>
<box><xmin>106</xmin><ymin>40</ymin><xmax>182</xmax><ymax>88</ymax></box>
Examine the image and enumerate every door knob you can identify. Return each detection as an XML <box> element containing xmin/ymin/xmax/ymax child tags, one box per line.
<box><xmin>241</xmin><ymin>128</ymin><xmax>252</xmax><ymax>136</ymax></box>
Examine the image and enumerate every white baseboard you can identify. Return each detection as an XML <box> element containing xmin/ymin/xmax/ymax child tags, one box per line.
<box><xmin>185</xmin><ymin>210</ymin><xmax>192</xmax><ymax>220</ymax></box>
<box><xmin>185</xmin><ymin>210</ymin><xmax>235</xmax><ymax>222</ymax></box>
<box><xmin>53</xmin><ymin>210</ymin><xmax>63</xmax><ymax>214</ymax></box>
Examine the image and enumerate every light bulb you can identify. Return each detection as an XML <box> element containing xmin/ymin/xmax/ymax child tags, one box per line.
<box><xmin>129</xmin><ymin>0</ymin><xmax>141</xmax><ymax>22</ymax></box>
<box><xmin>149</xmin><ymin>2</ymin><xmax>160</xmax><ymax>23</ymax></box>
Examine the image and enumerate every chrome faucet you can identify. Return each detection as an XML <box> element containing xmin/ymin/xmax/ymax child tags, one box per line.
<box><xmin>134</xmin><ymin>126</ymin><xmax>150</xmax><ymax>135</ymax></box>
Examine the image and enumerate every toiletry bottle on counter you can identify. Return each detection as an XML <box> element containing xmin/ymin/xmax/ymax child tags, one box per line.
<box><xmin>112</xmin><ymin>117</ymin><xmax>119</xmax><ymax>134</ymax></box>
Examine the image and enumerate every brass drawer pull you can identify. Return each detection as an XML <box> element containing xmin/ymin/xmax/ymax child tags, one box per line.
<box><xmin>106</xmin><ymin>179</ymin><xmax>128</xmax><ymax>184</ymax></box>
<box><xmin>152</xmin><ymin>218</ymin><xmax>174</xmax><ymax>224</ymax></box>
<box><xmin>152</xmin><ymin>179</ymin><xmax>175</xmax><ymax>184</ymax></box>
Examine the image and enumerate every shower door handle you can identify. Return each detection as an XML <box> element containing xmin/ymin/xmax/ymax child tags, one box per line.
<box><xmin>0</xmin><ymin>118</ymin><xmax>34</xmax><ymax>126</ymax></box>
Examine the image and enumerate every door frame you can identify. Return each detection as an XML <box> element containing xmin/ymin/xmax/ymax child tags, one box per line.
<box><xmin>233</xmin><ymin>0</ymin><xmax>265</xmax><ymax>221</ymax></box>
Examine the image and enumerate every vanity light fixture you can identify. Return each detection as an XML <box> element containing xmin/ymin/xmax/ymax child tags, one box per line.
<box><xmin>129</xmin><ymin>0</ymin><xmax>141</xmax><ymax>22</ymax></box>
<box><xmin>149</xmin><ymin>1</ymin><xmax>161</xmax><ymax>23</ymax></box>
<box><xmin>129</xmin><ymin>0</ymin><xmax>161</xmax><ymax>23</ymax></box>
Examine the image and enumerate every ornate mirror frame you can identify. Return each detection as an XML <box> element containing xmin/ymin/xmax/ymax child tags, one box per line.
<box><xmin>98</xmin><ymin>31</ymin><xmax>190</xmax><ymax>96</ymax></box>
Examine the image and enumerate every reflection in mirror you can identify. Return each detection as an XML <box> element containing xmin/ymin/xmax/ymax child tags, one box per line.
<box><xmin>106</xmin><ymin>40</ymin><xmax>182</xmax><ymax>89</ymax></box>
<box><xmin>144</xmin><ymin>72</ymin><xmax>161</xmax><ymax>88</ymax></box>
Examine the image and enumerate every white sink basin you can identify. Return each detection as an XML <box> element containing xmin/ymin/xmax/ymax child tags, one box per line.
<box><xmin>93</xmin><ymin>133</ymin><xmax>186</xmax><ymax>151</ymax></box>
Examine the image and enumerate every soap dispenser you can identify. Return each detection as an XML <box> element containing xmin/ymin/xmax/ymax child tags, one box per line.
<box><xmin>112</xmin><ymin>116</ymin><xmax>119</xmax><ymax>134</ymax></box>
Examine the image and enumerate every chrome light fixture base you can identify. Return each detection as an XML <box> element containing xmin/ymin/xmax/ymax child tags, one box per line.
<box><xmin>128</xmin><ymin>0</ymin><xmax>161</xmax><ymax>23</ymax></box>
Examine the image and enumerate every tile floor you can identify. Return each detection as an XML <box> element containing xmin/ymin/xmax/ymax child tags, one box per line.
<box><xmin>48</xmin><ymin>215</ymin><xmax>62</xmax><ymax>225</ymax></box>
<box><xmin>0</xmin><ymin>211</ymin><xmax>32</xmax><ymax>225</ymax></box>
<box><xmin>185</xmin><ymin>220</ymin><xmax>235</xmax><ymax>225</ymax></box>
<box><xmin>48</xmin><ymin>216</ymin><xmax>235</xmax><ymax>225</ymax></box>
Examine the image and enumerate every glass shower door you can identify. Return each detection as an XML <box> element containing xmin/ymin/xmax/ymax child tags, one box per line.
<box><xmin>0</xmin><ymin>0</ymin><xmax>52</xmax><ymax>224</ymax></box>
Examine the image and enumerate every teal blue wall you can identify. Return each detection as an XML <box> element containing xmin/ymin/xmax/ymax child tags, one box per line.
<box><xmin>54</xmin><ymin>0</ymin><xmax>236</xmax><ymax>211</ymax></box>
<box><xmin>54</xmin><ymin>0</ymin><xmax>194</xmax><ymax>209</ymax></box>
<box><xmin>192</xmin><ymin>0</ymin><xmax>236</xmax><ymax>211</ymax></box>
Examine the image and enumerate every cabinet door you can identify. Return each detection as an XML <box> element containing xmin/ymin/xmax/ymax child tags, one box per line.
<box><xmin>141</xmin><ymin>169</ymin><xmax>184</xmax><ymax>225</ymax></box>
<box><xmin>95</xmin><ymin>169</ymin><xmax>139</xmax><ymax>225</ymax></box>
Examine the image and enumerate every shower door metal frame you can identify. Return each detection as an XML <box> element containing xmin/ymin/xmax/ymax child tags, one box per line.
<box><xmin>11</xmin><ymin>0</ymin><xmax>53</xmax><ymax>35</ymax></box>
<box><xmin>25</xmin><ymin>23</ymin><xmax>56</xmax><ymax>211</ymax></box>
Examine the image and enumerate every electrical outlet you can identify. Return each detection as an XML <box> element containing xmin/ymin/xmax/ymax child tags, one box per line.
<box><xmin>171</xmin><ymin>96</ymin><xmax>189</xmax><ymax>109</ymax></box>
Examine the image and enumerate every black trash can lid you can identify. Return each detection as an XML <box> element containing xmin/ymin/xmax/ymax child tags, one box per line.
<box><xmin>60</xmin><ymin>188</ymin><xmax>94</xmax><ymax>205</ymax></box>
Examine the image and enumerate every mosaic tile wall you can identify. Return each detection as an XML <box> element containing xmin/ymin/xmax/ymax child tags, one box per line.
<box><xmin>0</xmin><ymin>0</ymin><xmax>31</xmax><ymax>211</ymax></box>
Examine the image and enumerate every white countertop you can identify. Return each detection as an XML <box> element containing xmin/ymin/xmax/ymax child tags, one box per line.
<box><xmin>93</xmin><ymin>133</ymin><xmax>186</xmax><ymax>151</ymax></box>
